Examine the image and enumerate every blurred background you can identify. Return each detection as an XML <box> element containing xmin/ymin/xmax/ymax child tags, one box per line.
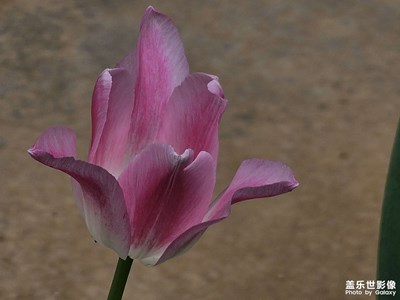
<box><xmin>1</xmin><ymin>0</ymin><xmax>399</xmax><ymax>299</ymax></box>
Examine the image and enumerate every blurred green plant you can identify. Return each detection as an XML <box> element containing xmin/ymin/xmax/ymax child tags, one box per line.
<box><xmin>377</xmin><ymin>119</ymin><xmax>400</xmax><ymax>299</ymax></box>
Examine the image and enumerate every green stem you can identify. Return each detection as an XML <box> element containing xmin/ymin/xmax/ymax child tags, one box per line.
<box><xmin>107</xmin><ymin>257</ymin><xmax>133</xmax><ymax>300</ymax></box>
<box><xmin>377</xmin><ymin>118</ymin><xmax>400</xmax><ymax>298</ymax></box>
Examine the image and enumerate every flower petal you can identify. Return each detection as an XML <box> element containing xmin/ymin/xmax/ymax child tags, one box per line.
<box><xmin>28</xmin><ymin>126</ymin><xmax>77</xmax><ymax>158</ymax></box>
<box><xmin>205</xmin><ymin>159</ymin><xmax>299</xmax><ymax>220</ymax></box>
<box><xmin>157</xmin><ymin>73</ymin><xmax>227</xmax><ymax>162</ymax></box>
<box><xmin>28</xmin><ymin>127</ymin><xmax>131</xmax><ymax>258</ymax></box>
<box><xmin>89</xmin><ymin>68</ymin><xmax>135</xmax><ymax>177</ymax></box>
<box><xmin>118</xmin><ymin>144</ymin><xmax>215</xmax><ymax>261</ymax></box>
<box><xmin>145</xmin><ymin>159</ymin><xmax>298</xmax><ymax>265</ymax></box>
<box><xmin>128</xmin><ymin>6</ymin><xmax>190</xmax><ymax>154</ymax></box>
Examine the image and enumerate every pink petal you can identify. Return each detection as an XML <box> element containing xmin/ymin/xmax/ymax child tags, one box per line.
<box><xmin>28</xmin><ymin>126</ymin><xmax>77</xmax><ymax>158</ymax></box>
<box><xmin>205</xmin><ymin>159</ymin><xmax>299</xmax><ymax>220</ymax></box>
<box><xmin>89</xmin><ymin>6</ymin><xmax>190</xmax><ymax>173</ymax></box>
<box><xmin>89</xmin><ymin>68</ymin><xmax>135</xmax><ymax>177</ymax></box>
<box><xmin>157</xmin><ymin>73</ymin><xmax>227</xmax><ymax>162</ymax></box>
<box><xmin>118</xmin><ymin>144</ymin><xmax>215</xmax><ymax>261</ymax></box>
<box><xmin>128</xmin><ymin>6</ymin><xmax>190</xmax><ymax>153</ymax></box>
<box><xmin>146</xmin><ymin>159</ymin><xmax>298</xmax><ymax>265</ymax></box>
<box><xmin>28</xmin><ymin>127</ymin><xmax>131</xmax><ymax>258</ymax></box>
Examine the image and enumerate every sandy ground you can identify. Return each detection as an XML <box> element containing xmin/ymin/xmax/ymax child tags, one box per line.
<box><xmin>1</xmin><ymin>0</ymin><xmax>400</xmax><ymax>299</ymax></box>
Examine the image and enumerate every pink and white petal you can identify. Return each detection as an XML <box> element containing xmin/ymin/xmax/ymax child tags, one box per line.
<box><xmin>118</xmin><ymin>144</ymin><xmax>215</xmax><ymax>260</ymax></box>
<box><xmin>30</xmin><ymin>154</ymin><xmax>131</xmax><ymax>258</ymax></box>
<box><xmin>128</xmin><ymin>6</ymin><xmax>190</xmax><ymax>153</ymax></box>
<box><xmin>140</xmin><ymin>6</ymin><xmax>189</xmax><ymax>88</ymax></box>
<box><xmin>205</xmin><ymin>159</ymin><xmax>299</xmax><ymax>221</ymax></box>
<box><xmin>157</xmin><ymin>73</ymin><xmax>227</xmax><ymax>162</ymax></box>
<box><xmin>89</xmin><ymin>68</ymin><xmax>135</xmax><ymax>177</ymax></box>
<box><xmin>28</xmin><ymin>128</ymin><xmax>131</xmax><ymax>258</ymax></box>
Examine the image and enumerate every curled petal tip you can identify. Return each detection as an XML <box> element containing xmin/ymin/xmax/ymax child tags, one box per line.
<box><xmin>28</xmin><ymin>127</ymin><xmax>77</xmax><ymax>159</ymax></box>
<box><xmin>207</xmin><ymin>78</ymin><xmax>225</xmax><ymax>98</ymax></box>
<box><xmin>291</xmin><ymin>179</ymin><xmax>300</xmax><ymax>189</ymax></box>
<box><xmin>27</xmin><ymin>147</ymin><xmax>44</xmax><ymax>159</ymax></box>
<box><xmin>196</xmin><ymin>73</ymin><xmax>225</xmax><ymax>98</ymax></box>
<box><xmin>144</xmin><ymin>5</ymin><xmax>161</xmax><ymax>17</ymax></box>
<box><xmin>146</xmin><ymin>5</ymin><xmax>155</xmax><ymax>11</ymax></box>
<box><xmin>27</xmin><ymin>148</ymin><xmax>35</xmax><ymax>156</ymax></box>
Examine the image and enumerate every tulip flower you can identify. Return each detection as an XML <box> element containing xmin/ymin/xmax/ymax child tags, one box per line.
<box><xmin>28</xmin><ymin>5</ymin><xmax>298</xmax><ymax>299</ymax></box>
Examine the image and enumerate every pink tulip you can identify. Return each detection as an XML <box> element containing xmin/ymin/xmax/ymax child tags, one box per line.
<box><xmin>28</xmin><ymin>6</ymin><xmax>298</xmax><ymax>265</ymax></box>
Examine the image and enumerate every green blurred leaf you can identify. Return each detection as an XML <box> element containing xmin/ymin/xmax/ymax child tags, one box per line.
<box><xmin>377</xmin><ymin>119</ymin><xmax>400</xmax><ymax>299</ymax></box>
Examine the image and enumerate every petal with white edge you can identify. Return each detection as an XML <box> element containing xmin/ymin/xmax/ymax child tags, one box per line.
<box><xmin>128</xmin><ymin>6</ymin><xmax>190</xmax><ymax>154</ymax></box>
<box><xmin>28</xmin><ymin>127</ymin><xmax>131</xmax><ymax>258</ymax></box>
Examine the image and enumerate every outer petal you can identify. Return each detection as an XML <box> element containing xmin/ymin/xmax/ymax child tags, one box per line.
<box><xmin>28</xmin><ymin>126</ymin><xmax>77</xmax><ymax>158</ymax></box>
<box><xmin>128</xmin><ymin>6</ymin><xmax>190</xmax><ymax>153</ymax></box>
<box><xmin>205</xmin><ymin>159</ymin><xmax>299</xmax><ymax>220</ymax></box>
<box><xmin>147</xmin><ymin>159</ymin><xmax>298</xmax><ymax>265</ymax></box>
<box><xmin>118</xmin><ymin>144</ymin><xmax>215</xmax><ymax>262</ymax></box>
<box><xmin>157</xmin><ymin>73</ymin><xmax>227</xmax><ymax>162</ymax></box>
<box><xmin>89</xmin><ymin>68</ymin><xmax>135</xmax><ymax>177</ymax></box>
<box><xmin>28</xmin><ymin>127</ymin><xmax>131</xmax><ymax>258</ymax></box>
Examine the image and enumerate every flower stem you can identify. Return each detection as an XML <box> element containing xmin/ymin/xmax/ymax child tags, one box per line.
<box><xmin>107</xmin><ymin>257</ymin><xmax>133</xmax><ymax>300</ymax></box>
<box><xmin>377</xmin><ymin>118</ymin><xmax>400</xmax><ymax>293</ymax></box>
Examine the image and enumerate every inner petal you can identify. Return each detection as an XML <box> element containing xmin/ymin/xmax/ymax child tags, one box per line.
<box><xmin>118</xmin><ymin>144</ymin><xmax>215</xmax><ymax>258</ymax></box>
